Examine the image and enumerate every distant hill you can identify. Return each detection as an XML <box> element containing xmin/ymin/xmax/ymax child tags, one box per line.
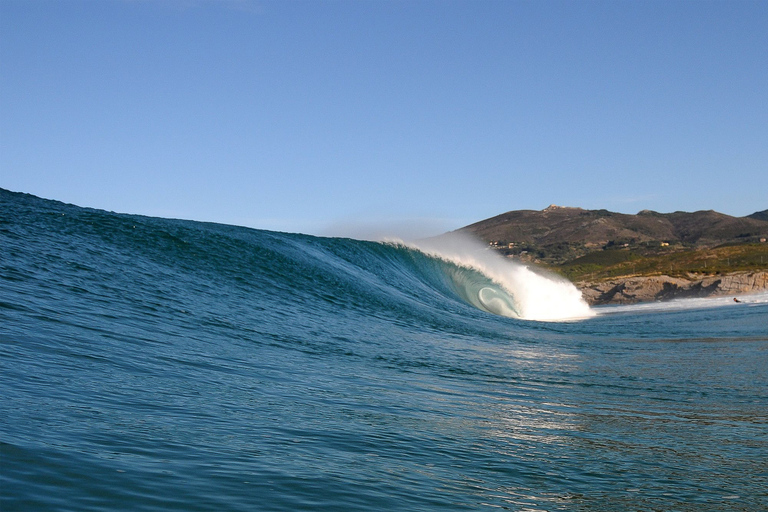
<box><xmin>456</xmin><ymin>205</ymin><xmax>768</xmax><ymax>280</ymax></box>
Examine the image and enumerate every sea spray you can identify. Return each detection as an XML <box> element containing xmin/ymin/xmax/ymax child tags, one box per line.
<box><xmin>389</xmin><ymin>233</ymin><xmax>594</xmax><ymax>321</ymax></box>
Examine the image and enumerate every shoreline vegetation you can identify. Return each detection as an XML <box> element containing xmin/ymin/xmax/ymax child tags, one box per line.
<box><xmin>457</xmin><ymin>205</ymin><xmax>768</xmax><ymax>305</ymax></box>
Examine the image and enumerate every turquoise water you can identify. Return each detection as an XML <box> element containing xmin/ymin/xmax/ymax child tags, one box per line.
<box><xmin>2</xmin><ymin>188</ymin><xmax>767</xmax><ymax>511</ymax></box>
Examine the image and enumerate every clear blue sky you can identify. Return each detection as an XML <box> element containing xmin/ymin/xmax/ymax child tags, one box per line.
<box><xmin>2</xmin><ymin>0</ymin><xmax>767</xmax><ymax>237</ymax></box>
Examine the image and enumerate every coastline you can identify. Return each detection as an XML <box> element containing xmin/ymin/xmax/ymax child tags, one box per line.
<box><xmin>576</xmin><ymin>271</ymin><xmax>768</xmax><ymax>306</ymax></box>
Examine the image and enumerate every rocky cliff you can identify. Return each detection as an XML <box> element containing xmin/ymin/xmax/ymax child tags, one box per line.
<box><xmin>577</xmin><ymin>271</ymin><xmax>768</xmax><ymax>305</ymax></box>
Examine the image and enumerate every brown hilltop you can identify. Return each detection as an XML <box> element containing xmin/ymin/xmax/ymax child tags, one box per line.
<box><xmin>457</xmin><ymin>205</ymin><xmax>768</xmax><ymax>264</ymax></box>
<box><xmin>748</xmin><ymin>209</ymin><xmax>768</xmax><ymax>222</ymax></box>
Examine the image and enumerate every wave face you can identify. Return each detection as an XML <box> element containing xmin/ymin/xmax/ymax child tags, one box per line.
<box><xmin>2</xmin><ymin>188</ymin><xmax>768</xmax><ymax>511</ymax></box>
<box><xmin>403</xmin><ymin>235</ymin><xmax>593</xmax><ymax>321</ymax></box>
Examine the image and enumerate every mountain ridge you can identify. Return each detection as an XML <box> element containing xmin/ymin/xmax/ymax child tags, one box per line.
<box><xmin>457</xmin><ymin>205</ymin><xmax>768</xmax><ymax>265</ymax></box>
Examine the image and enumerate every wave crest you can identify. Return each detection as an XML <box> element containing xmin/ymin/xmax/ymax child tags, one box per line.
<box><xmin>391</xmin><ymin>234</ymin><xmax>593</xmax><ymax>322</ymax></box>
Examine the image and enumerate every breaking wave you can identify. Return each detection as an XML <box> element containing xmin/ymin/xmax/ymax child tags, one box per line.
<box><xmin>392</xmin><ymin>234</ymin><xmax>594</xmax><ymax>322</ymax></box>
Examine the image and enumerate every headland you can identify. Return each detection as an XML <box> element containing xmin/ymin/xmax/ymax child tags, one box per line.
<box><xmin>456</xmin><ymin>205</ymin><xmax>768</xmax><ymax>305</ymax></box>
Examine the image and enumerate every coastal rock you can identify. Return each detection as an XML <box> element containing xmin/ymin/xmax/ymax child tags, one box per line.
<box><xmin>577</xmin><ymin>271</ymin><xmax>768</xmax><ymax>305</ymax></box>
<box><xmin>697</xmin><ymin>272</ymin><xmax>768</xmax><ymax>295</ymax></box>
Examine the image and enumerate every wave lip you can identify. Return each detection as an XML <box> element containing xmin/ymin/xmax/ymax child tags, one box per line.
<box><xmin>398</xmin><ymin>234</ymin><xmax>594</xmax><ymax>322</ymax></box>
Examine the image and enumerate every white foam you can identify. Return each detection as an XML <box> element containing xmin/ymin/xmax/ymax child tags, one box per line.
<box><xmin>392</xmin><ymin>233</ymin><xmax>594</xmax><ymax>322</ymax></box>
<box><xmin>595</xmin><ymin>291</ymin><xmax>768</xmax><ymax>316</ymax></box>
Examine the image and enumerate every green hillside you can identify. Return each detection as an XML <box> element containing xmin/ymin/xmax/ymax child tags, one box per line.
<box><xmin>554</xmin><ymin>244</ymin><xmax>768</xmax><ymax>281</ymax></box>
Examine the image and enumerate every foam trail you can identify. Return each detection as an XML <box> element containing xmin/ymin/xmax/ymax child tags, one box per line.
<box><xmin>398</xmin><ymin>233</ymin><xmax>594</xmax><ymax>322</ymax></box>
<box><xmin>596</xmin><ymin>291</ymin><xmax>768</xmax><ymax>316</ymax></box>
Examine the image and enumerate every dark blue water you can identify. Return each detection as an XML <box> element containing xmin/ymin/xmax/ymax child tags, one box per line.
<box><xmin>2</xmin><ymin>188</ymin><xmax>767</xmax><ymax>511</ymax></box>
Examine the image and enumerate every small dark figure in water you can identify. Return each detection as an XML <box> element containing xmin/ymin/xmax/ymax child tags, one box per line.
<box><xmin>733</xmin><ymin>297</ymin><xmax>742</xmax><ymax>303</ymax></box>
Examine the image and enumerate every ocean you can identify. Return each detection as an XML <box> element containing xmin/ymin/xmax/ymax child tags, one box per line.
<box><xmin>2</xmin><ymin>188</ymin><xmax>767</xmax><ymax>511</ymax></box>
